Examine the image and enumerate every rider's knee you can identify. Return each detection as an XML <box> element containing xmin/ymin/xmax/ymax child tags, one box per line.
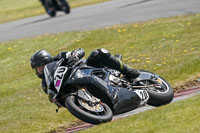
<box><xmin>86</xmin><ymin>48</ymin><xmax>111</xmax><ymax>66</ymax></box>
<box><xmin>87</xmin><ymin>48</ymin><xmax>111</xmax><ymax>60</ymax></box>
<box><xmin>96</xmin><ymin>49</ymin><xmax>111</xmax><ymax>58</ymax></box>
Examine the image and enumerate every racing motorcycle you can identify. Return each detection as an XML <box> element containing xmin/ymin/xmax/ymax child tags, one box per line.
<box><xmin>44</xmin><ymin>58</ymin><xmax>174</xmax><ymax>125</ymax></box>
<box><xmin>44</xmin><ymin>0</ymin><xmax>70</xmax><ymax>17</ymax></box>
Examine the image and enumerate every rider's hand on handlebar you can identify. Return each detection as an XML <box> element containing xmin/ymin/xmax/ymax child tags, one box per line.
<box><xmin>67</xmin><ymin>55</ymin><xmax>79</xmax><ymax>66</ymax></box>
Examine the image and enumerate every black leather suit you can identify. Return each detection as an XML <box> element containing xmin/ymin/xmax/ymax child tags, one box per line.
<box><xmin>41</xmin><ymin>48</ymin><xmax>140</xmax><ymax>102</ymax></box>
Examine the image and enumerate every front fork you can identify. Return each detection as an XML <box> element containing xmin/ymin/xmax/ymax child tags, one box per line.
<box><xmin>76</xmin><ymin>85</ymin><xmax>101</xmax><ymax>104</ymax></box>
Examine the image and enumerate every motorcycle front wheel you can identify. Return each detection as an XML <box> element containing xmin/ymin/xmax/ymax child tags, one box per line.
<box><xmin>65</xmin><ymin>94</ymin><xmax>113</xmax><ymax>124</ymax></box>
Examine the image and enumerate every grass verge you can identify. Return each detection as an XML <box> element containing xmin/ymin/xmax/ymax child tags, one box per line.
<box><xmin>0</xmin><ymin>13</ymin><xmax>200</xmax><ymax>132</ymax></box>
<box><xmin>80</xmin><ymin>94</ymin><xmax>200</xmax><ymax>133</ymax></box>
<box><xmin>0</xmin><ymin>0</ymin><xmax>110</xmax><ymax>24</ymax></box>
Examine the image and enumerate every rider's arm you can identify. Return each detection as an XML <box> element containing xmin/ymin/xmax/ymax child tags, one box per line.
<box><xmin>53</xmin><ymin>52</ymin><xmax>69</xmax><ymax>61</ymax></box>
<box><xmin>41</xmin><ymin>79</ymin><xmax>56</xmax><ymax>103</ymax></box>
<box><xmin>47</xmin><ymin>89</ymin><xmax>57</xmax><ymax>103</ymax></box>
<box><xmin>41</xmin><ymin>79</ymin><xmax>48</xmax><ymax>94</ymax></box>
<box><xmin>53</xmin><ymin>48</ymin><xmax>85</xmax><ymax>61</ymax></box>
<box><xmin>71</xmin><ymin>48</ymin><xmax>85</xmax><ymax>60</ymax></box>
<box><xmin>53</xmin><ymin>48</ymin><xmax>85</xmax><ymax>66</ymax></box>
<box><xmin>41</xmin><ymin>79</ymin><xmax>56</xmax><ymax>102</ymax></box>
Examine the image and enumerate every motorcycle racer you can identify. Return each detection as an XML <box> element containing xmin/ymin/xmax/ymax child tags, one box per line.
<box><xmin>39</xmin><ymin>0</ymin><xmax>70</xmax><ymax>17</ymax></box>
<box><xmin>39</xmin><ymin>0</ymin><xmax>55</xmax><ymax>16</ymax></box>
<box><xmin>30</xmin><ymin>48</ymin><xmax>140</xmax><ymax>103</ymax></box>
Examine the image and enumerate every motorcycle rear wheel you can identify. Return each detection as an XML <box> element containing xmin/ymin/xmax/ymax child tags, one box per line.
<box><xmin>139</xmin><ymin>70</ymin><xmax>174</xmax><ymax>106</ymax></box>
<box><xmin>58</xmin><ymin>0</ymin><xmax>70</xmax><ymax>14</ymax></box>
<box><xmin>65</xmin><ymin>95</ymin><xmax>113</xmax><ymax>124</ymax></box>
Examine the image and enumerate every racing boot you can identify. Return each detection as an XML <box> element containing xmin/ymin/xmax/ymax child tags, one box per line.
<box><xmin>121</xmin><ymin>64</ymin><xmax>141</xmax><ymax>83</ymax></box>
<box><xmin>107</xmin><ymin>55</ymin><xmax>140</xmax><ymax>80</ymax></box>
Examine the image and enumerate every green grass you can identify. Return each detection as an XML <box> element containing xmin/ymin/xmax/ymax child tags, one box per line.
<box><xmin>80</xmin><ymin>94</ymin><xmax>200</xmax><ymax>133</ymax></box>
<box><xmin>0</xmin><ymin>0</ymin><xmax>110</xmax><ymax>24</ymax></box>
<box><xmin>0</xmin><ymin>13</ymin><xmax>200</xmax><ymax>132</ymax></box>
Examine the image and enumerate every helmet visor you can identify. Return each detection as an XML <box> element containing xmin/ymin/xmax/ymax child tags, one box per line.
<box><xmin>35</xmin><ymin>65</ymin><xmax>45</xmax><ymax>75</ymax></box>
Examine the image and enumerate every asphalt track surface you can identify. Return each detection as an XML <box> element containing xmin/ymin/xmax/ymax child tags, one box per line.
<box><xmin>66</xmin><ymin>86</ymin><xmax>200</xmax><ymax>133</ymax></box>
<box><xmin>0</xmin><ymin>0</ymin><xmax>200</xmax><ymax>42</ymax></box>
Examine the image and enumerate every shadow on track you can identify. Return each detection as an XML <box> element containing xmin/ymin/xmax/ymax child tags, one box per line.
<box><xmin>15</xmin><ymin>14</ymin><xmax>65</xmax><ymax>28</ymax></box>
<box><xmin>119</xmin><ymin>0</ymin><xmax>152</xmax><ymax>8</ymax></box>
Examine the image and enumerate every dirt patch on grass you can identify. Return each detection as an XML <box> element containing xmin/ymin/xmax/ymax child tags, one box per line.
<box><xmin>174</xmin><ymin>77</ymin><xmax>200</xmax><ymax>93</ymax></box>
<box><xmin>49</xmin><ymin>120</ymin><xmax>87</xmax><ymax>133</ymax></box>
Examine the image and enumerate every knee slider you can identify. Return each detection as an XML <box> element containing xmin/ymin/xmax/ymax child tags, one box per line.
<box><xmin>97</xmin><ymin>48</ymin><xmax>111</xmax><ymax>58</ymax></box>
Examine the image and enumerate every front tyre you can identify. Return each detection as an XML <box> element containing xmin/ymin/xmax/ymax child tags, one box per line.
<box><xmin>65</xmin><ymin>95</ymin><xmax>113</xmax><ymax>124</ymax></box>
<box><xmin>47</xmin><ymin>9</ymin><xmax>56</xmax><ymax>17</ymax></box>
<box><xmin>45</xmin><ymin>0</ymin><xmax>57</xmax><ymax>17</ymax></box>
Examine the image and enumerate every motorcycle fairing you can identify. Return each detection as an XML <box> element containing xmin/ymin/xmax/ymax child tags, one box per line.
<box><xmin>44</xmin><ymin>61</ymin><xmax>60</xmax><ymax>94</ymax></box>
<box><xmin>113</xmin><ymin>87</ymin><xmax>142</xmax><ymax>115</ymax></box>
<box><xmin>135</xmin><ymin>70</ymin><xmax>159</xmax><ymax>83</ymax></box>
<box><xmin>54</xmin><ymin>66</ymin><xmax>68</xmax><ymax>93</ymax></box>
<box><xmin>66</xmin><ymin>68</ymin><xmax>115</xmax><ymax>106</ymax></box>
<box><xmin>44</xmin><ymin>61</ymin><xmax>59</xmax><ymax>87</ymax></box>
<box><xmin>65</xmin><ymin>67</ymin><xmax>143</xmax><ymax>115</ymax></box>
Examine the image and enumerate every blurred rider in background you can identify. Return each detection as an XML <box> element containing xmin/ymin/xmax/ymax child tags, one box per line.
<box><xmin>39</xmin><ymin>0</ymin><xmax>52</xmax><ymax>15</ymax></box>
<box><xmin>39</xmin><ymin>0</ymin><xmax>70</xmax><ymax>16</ymax></box>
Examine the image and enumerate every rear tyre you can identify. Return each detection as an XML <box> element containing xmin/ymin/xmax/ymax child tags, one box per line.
<box><xmin>59</xmin><ymin>0</ymin><xmax>70</xmax><ymax>14</ymax></box>
<box><xmin>65</xmin><ymin>95</ymin><xmax>113</xmax><ymax>124</ymax></box>
<box><xmin>139</xmin><ymin>70</ymin><xmax>174</xmax><ymax>106</ymax></box>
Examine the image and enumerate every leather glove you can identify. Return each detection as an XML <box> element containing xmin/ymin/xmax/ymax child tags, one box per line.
<box><xmin>67</xmin><ymin>55</ymin><xmax>79</xmax><ymax>66</ymax></box>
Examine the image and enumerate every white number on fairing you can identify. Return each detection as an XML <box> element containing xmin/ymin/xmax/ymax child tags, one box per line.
<box><xmin>54</xmin><ymin>66</ymin><xmax>68</xmax><ymax>92</ymax></box>
<box><xmin>135</xmin><ymin>90</ymin><xmax>149</xmax><ymax>106</ymax></box>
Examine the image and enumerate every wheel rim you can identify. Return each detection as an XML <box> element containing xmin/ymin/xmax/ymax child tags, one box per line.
<box><xmin>148</xmin><ymin>77</ymin><xmax>170</xmax><ymax>94</ymax></box>
<box><xmin>78</xmin><ymin>98</ymin><xmax>104</xmax><ymax>113</ymax></box>
<box><xmin>141</xmin><ymin>72</ymin><xmax>170</xmax><ymax>94</ymax></box>
<box><xmin>66</xmin><ymin>95</ymin><xmax>113</xmax><ymax>124</ymax></box>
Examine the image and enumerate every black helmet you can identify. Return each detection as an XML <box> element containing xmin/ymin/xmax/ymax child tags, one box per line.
<box><xmin>30</xmin><ymin>50</ymin><xmax>53</xmax><ymax>78</ymax></box>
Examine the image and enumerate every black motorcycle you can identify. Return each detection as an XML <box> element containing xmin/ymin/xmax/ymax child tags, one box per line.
<box><xmin>44</xmin><ymin>59</ymin><xmax>174</xmax><ymax>124</ymax></box>
<box><xmin>43</xmin><ymin>0</ymin><xmax>70</xmax><ymax>17</ymax></box>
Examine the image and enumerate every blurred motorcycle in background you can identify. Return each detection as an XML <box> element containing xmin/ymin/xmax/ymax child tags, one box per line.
<box><xmin>40</xmin><ymin>0</ymin><xmax>70</xmax><ymax>17</ymax></box>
